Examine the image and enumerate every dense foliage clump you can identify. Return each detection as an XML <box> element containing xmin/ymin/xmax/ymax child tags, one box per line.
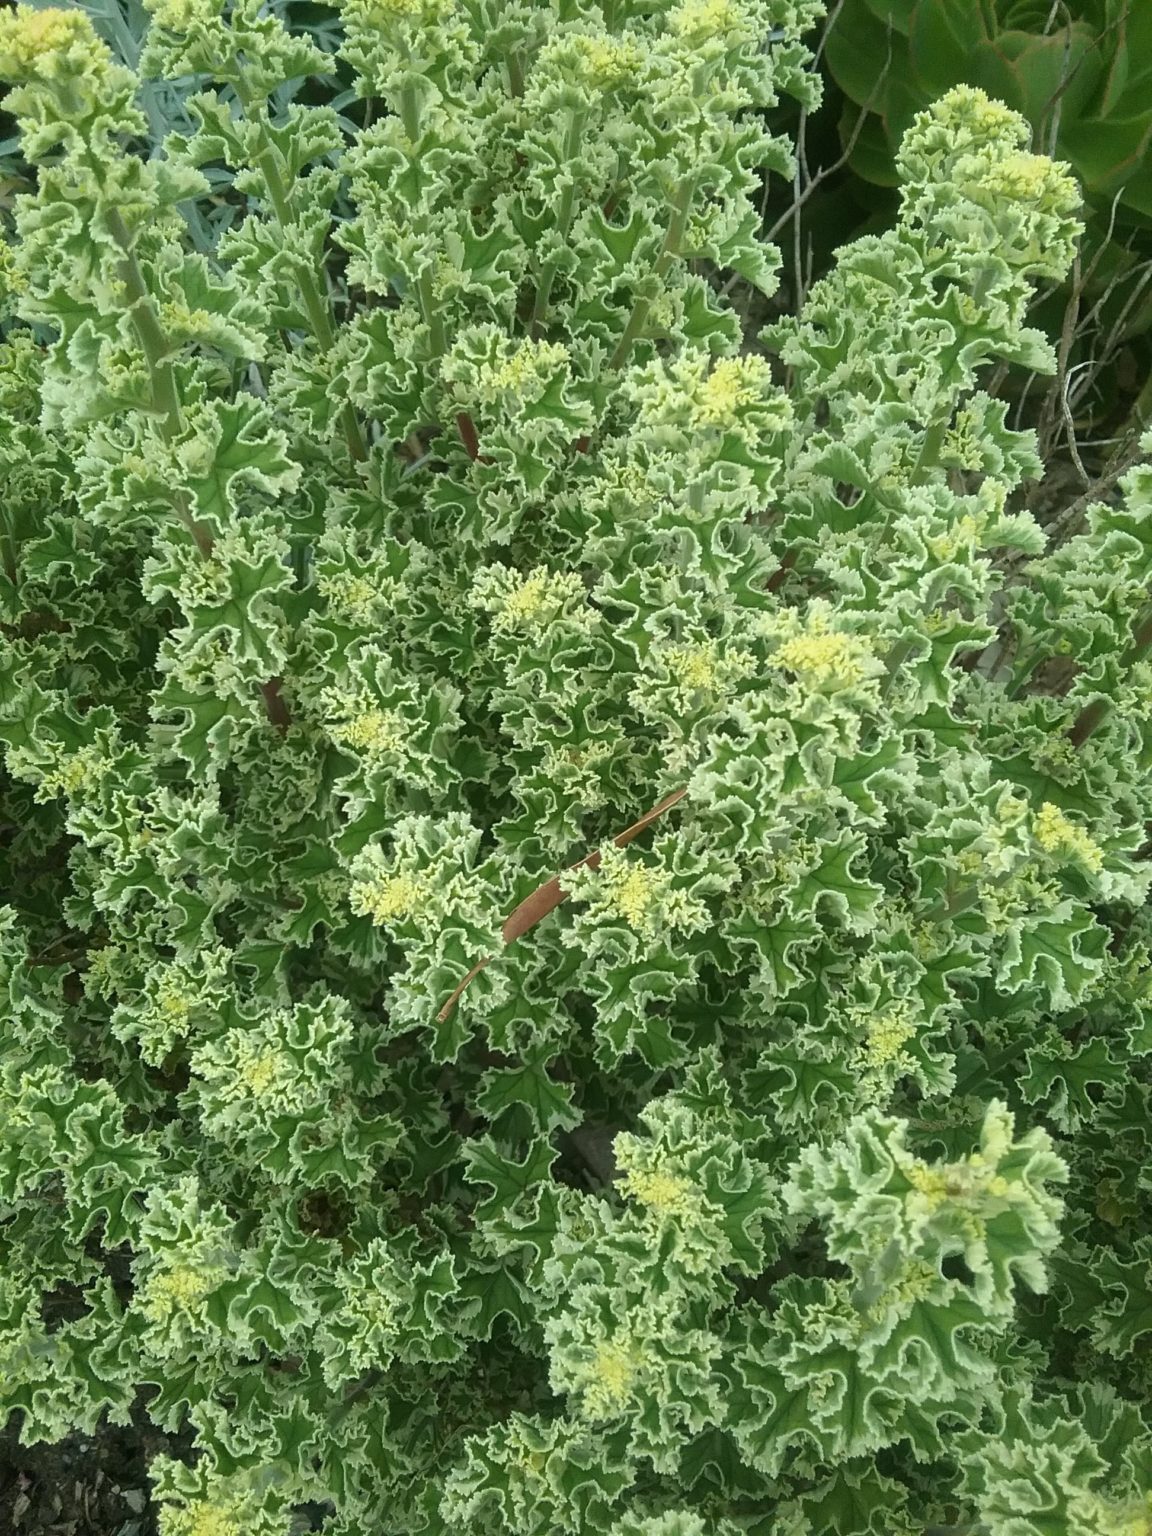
<box><xmin>0</xmin><ymin>2</ymin><xmax>1151</xmax><ymax>1533</ymax></box>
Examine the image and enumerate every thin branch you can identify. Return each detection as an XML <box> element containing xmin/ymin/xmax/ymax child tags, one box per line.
<box><xmin>437</xmin><ymin>787</ymin><xmax>687</xmax><ymax>1022</ymax></box>
<box><xmin>1044</xmin><ymin>433</ymin><xmax>1147</xmax><ymax>545</ymax></box>
<box><xmin>765</xmin><ymin>61</ymin><xmax>888</xmax><ymax>247</ymax></box>
<box><xmin>721</xmin><ymin>2</ymin><xmax>883</xmax><ymax>301</ymax></box>
<box><xmin>1033</xmin><ymin>250</ymin><xmax>1087</xmax><ymax>480</ymax></box>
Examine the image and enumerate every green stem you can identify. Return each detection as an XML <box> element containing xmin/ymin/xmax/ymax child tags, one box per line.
<box><xmin>880</xmin><ymin>636</ymin><xmax>915</xmax><ymax>700</ymax></box>
<box><xmin>609</xmin><ymin>178</ymin><xmax>694</xmax><ymax>370</ymax></box>
<box><xmin>913</xmin><ymin>411</ymin><xmax>951</xmax><ymax>477</ymax></box>
<box><xmin>1006</xmin><ymin>642</ymin><xmax>1043</xmax><ymax>699</ymax></box>
<box><xmin>0</xmin><ymin>527</ymin><xmax>18</xmax><ymax>590</ymax></box>
<box><xmin>255</xmin><ymin>147</ymin><xmax>335</xmax><ymax>352</ymax></box>
<box><xmin>326</xmin><ymin>1368</ymin><xmax>383</xmax><ymax>1427</ymax></box>
<box><xmin>106</xmin><ymin>209</ymin><xmax>214</xmax><ymax>557</ymax></box>
<box><xmin>660</xmin><ymin>178</ymin><xmax>695</xmax><ymax>268</ymax></box>
<box><xmin>0</xmin><ymin>478</ymin><xmax>20</xmax><ymax>591</ymax></box>
<box><xmin>505</xmin><ymin>50</ymin><xmax>524</xmax><ymax>97</ymax></box>
<box><xmin>418</xmin><ymin>266</ymin><xmax>447</xmax><ymax>357</ymax></box>
<box><xmin>108</xmin><ymin>210</ymin><xmax>289</xmax><ymax>733</ymax></box>
<box><xmin>531</xmin><ymin>113</ymin><xmax>584</xmax><ymax>334</ymax></box>
<box><xmin>399</xmin><ymin>78</ymin><xmax>421</xmax><ymax>143</ymax></box>
<box><xmin>106</xmin><ymin>208</ymin><xmax>183</xmax><ymax>439</ymax></box>
<box><xmin>608</xmin><ymin>294</ymin><xmax>654</xmax><ymax>372</ymax></box>
<box><xmin>243</xmin><ymin>106</ymin><xmax>367</xmax><ymax>462</ymax></box>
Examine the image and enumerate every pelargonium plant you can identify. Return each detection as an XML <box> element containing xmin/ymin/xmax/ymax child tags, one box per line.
<box><xmin>0</xmin><ymin>1</ymin><xmax>1150</xmax><ymax>1533</ymax></box>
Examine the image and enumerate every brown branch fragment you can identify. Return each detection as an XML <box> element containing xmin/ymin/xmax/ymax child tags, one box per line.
<box><xmin>260</xmin><ymin>676</ymin><xmax>291</xmax><ymax>730</ymax></box>
<box><xmin>436</xmin><ymin>786</ymin><xmax>687</xmax><ymax>1022</ymax></box>
<box><xmin>456</xmin><ymin>412</ymin><xmax>492</xmax><ymax>464</ymax></box>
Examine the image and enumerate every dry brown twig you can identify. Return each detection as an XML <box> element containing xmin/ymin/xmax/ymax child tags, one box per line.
<box><xmin>437</xmin><ymin>786</ymin><xmax>688</xmax><ymax>1022</ymax></box>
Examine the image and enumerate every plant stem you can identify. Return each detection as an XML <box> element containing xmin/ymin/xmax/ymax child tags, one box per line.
<box><xmin>106</xmin><ymin>208</ymin><xmax>183</xmax><ymax>440</ymax></box>
<box><xmin>913</xmin><ymin>410</ymin><xmax>951</xmax><ymax>477</ymax></box>
<box><xmin>531</xmin><ymin>113</ymin><xmax>583</xmax><ymax>333</ymax></box>
<box><xmin>260</xmin><ymin>677</ymin><xmax>291</xmax><ymax>731</ymax></box>
<box><xmin>0</xmin><ymin>498</ymin><xmax>19</xmax><ymax>589</ymax></box>
<box><xmin>531</xmin><ymin>188</ymin><xmax>577</xmax><ymax>333</ymax></box>
<box><xmin>399</xmin><ymin>78</ymin><xmax>421</xmax><ymax>143</ymax></box>
<box><xmin>609</xmin><ymin>178</ymin><xmax>694</xmax><ymax>369</ymax></box>
<box><xmin>244</xmin><ymin>108</ymin><xmax>367</xmax><ymax>463</ymax></box>
<box><xmin>456</xmin><ymin>411</ymin><xmax>486</xmax><ymax>462</ymax></box>
<box><xmin>106</xmin><ymin>208</ymin><xmax>214</xmax><ymax>557</ymax></box>
<box><xmin>107</xmin><ymin>212</ymin><xmax>285</xmax><ymax>727</ymax></box>
<box><xmin>608</xmin><ymin>292</ymin><xmax>654</xmax><ymax>372</ymax></box>
<box><xmin>1067</xmin><ymin>695</ymin><xmax>1108</xmax><ymax>749</ymax></box>
<box><xmin>417</xmin><ymin>266</ymin><xmax>447</xmax><ymax>357</ymax></box>
<box><xmin>880</xmin><ymin>636</ymin><xmax>915</xmax><ymax>699</ymax></box>
<box><xmin>766</xmin><ymin>550</ymin><xmax>796</xmax><ymax>593</ymax></box>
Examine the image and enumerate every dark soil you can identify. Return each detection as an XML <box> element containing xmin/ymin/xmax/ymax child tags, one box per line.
<box><xmin>0</xmin><ymin>1417</ymin><xmax>157</xmax><ymax>1536</ymax></box>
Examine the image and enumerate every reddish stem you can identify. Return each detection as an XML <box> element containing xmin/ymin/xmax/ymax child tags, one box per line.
<box><xmin>437</xmin><ymin>787</ymin><xmax>687</xmax><ymax>1021</ymax></box>
<box><xmin>766</xmin><ymin>551</ymin><xmax>795</xmax><ymax>594</ymax></box>
<box><xmin>456</xmin><ymin>412</ymin><xmax>481</xmax><ymax>459</ymax></box>
<box><xmin>456</xmin><ymin>412</ymin><xmax>492</xmax><ymax>464</ymax></box>
<box><xmin>261</xmin><ymin>676</ymin><xmax>291</xmax><ymax>730</ymax></box>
